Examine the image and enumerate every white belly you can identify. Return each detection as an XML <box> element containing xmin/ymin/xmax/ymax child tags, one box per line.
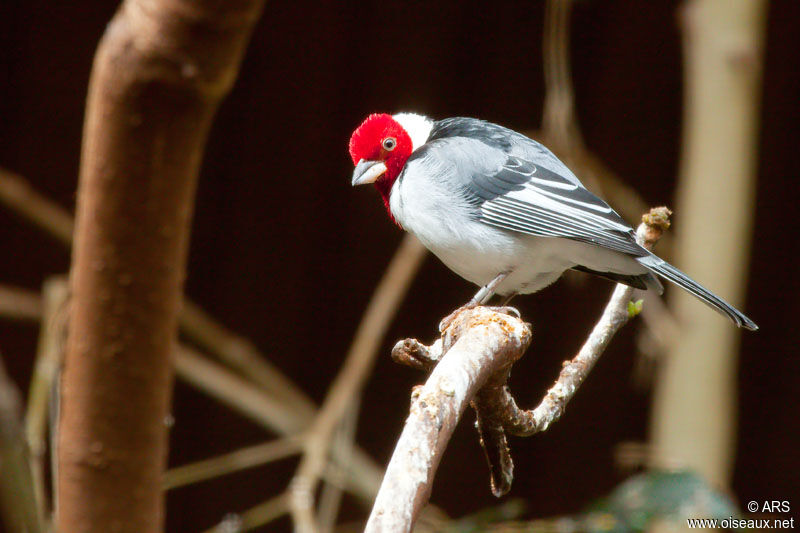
<box><xmin>390</xmin><ymin>171</ymin><xmax>646</xmax><ymax>295</ymax></box>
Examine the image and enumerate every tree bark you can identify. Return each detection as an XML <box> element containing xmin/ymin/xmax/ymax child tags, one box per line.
<box><xmin>650</xmin><ymin>0</ymin><xmax>766</xmax><ymax>486</ymax></box>
<box><xmin>365</xmin><ymin>309</ymin><xmax>532</xmax><ymax>533</ymax></box>
<box><xmin>58</xmin><ymin>1</ymin><xmax>265</xmax><ymax>532</ymax></box>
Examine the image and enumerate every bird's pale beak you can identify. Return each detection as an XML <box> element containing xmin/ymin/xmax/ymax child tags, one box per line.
<box><xmin>351</xmin><ymin>159</ymin><xmax>387</xmax><ymax>186</ymax></box>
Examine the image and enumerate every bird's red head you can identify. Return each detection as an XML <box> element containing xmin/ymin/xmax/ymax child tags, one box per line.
<box><xmin>349</xmin><ymin>113</ymin><xmax>414</xmax><ymax>213</ymax></box>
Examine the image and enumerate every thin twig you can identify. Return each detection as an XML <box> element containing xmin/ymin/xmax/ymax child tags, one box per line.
<box><xmin>0</xmin><ymin>354</ymin><xmax>45</xmax><ymax>533</ymax></box>
<box><xmin>288</xmin><ymin>234</ymin><xmax>427</xmax><ymax>533</ymax></box>
<box><xmin>0</xmin><ymin>168</ymin><xmax>74</xmax><ymax>245</ymax></box>
<box><xmin>316</xmin><ymin>397</ymin><xmax>360</xmax><ymax>532</ymax></box>
<box><xmin>180</xmin><ymin>300</ymin><xmax>317</xmax><ymax>418</ymax></box>
<box><xmin>542</xmin><ymin>0</ymin><xmax>583</xmax><ymax>154</ymax></box>
<box><xmin>25</xmin><ymin>276</ymin><xmax>68</xmax><ymax>523</ymax></box>
<box><xmin>164</xmin><ymin>436</ymin><xmax>303</xmax><ymax>490</ymax></box>
<box><xmin>493</xmin><ymin>208</ymin><xmax>671</xmax><ymax>436</ymax></box>
<box><xmin>0</xmin><ymin>284</ymin><xmax>43</xmax><ymax>322</ymax></box>
<box><xmin>175</xmin><ymin>346</ymin><xmax>309</xmax><ymax>436</ymax></box>
<box><xmin>0</xmin><ymin>169</ymin><xmax>387</xmax><ymax>505</ymax></box>
<box><xmin>202</xmin><ymin>492</ymin><xmax>290</xmax><ymax>533</ymax></box>
<box><xmin>174</xmin><ymin>346</ymin><xmax>382</xmax><ymax>503</ymax></box>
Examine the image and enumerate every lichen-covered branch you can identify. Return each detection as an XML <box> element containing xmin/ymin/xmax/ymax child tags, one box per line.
<box><xmin>377</xmin><ymin>208</ymin><xmax>671</xmax><ymax>532</ymax></box>
<box><xmin>365</xmin><ymin>309</ymin><xmax>532</xmax><ymax>533</ymax></box>
<box><xmin>472</xmin><ymin>209</ymin><xmax>669</xmax><ymax>441</ymax></box>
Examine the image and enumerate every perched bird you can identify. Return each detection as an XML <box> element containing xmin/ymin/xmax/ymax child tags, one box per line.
<box><xmin>349</xmin><ymin>112</ymin><xmax>757</xmax><ymax>330</ymax></box>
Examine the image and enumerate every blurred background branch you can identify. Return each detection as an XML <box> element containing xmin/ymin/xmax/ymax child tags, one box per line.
<box><xmin>0</xmin><ymin>0</ymin><xmax>788</xmax><ymax>530</ymax></box>
<box><xmin>0</xmin><ymin>353</ymin><xmax>44</xmax><ymax>533</ymax></box>
<box><xmin>650</xmin><ymin>0</ymin><xmax>767</xmax><ymax>486</ymax></box>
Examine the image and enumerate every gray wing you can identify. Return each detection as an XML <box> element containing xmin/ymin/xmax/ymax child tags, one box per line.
<box><xmin>469</xmin><ymin>154</ymin><xmax>648</xmax><ymax>257</ymax></box>
<box><xmin>429</xmin><ymin>117</ymin><xmax>584</xmax><ymax>185</ymax></box>
<box><xmin>414</xmin><ymin>123</ymin><xmax>647</xmax><ymax>257</ymax></box>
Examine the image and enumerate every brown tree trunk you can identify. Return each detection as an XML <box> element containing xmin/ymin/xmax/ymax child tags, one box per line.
<box><xmin>58</xmin><ymin>1</ymin><xmax>265</xmax><ymax>532</ymax></box>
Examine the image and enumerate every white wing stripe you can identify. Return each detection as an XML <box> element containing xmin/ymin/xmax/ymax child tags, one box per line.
<box><xmin>481</xmin><ymin>196</ymin><xmax>644</xmax><ymax>255</ymax></box>
<box><xmin>501</xmin><ymin>189</ymin><xmax>630</xmax><ymax>232</ymax></box>
<box><xmin>524</xmin><ymin>182</ymin><xmax>616</xmax><ymax>213</ymax></box>
<box><xmin>528</xmin><ymin>177</ymin><xmax>579</xmax><ymax>191</ymax></box>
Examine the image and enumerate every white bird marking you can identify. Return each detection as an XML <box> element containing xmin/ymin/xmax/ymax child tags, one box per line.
<box><xmin>393</xmin><ymin>112</ymin><xmax>434</xmax><ymax>152</ymax></box>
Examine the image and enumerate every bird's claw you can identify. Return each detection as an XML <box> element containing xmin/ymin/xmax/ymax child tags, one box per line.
<box><xmin>438</xmin><ymin>304</ymin><xmax>521</xmax><ymax>333</ymax></box>
<box><xmin>438</xmin><ymin>304</ymin><xmax>475</xmax><ymax>333</ymax></box>
<box><xmin>485</xmin><ymin>306</ymin><xmax>521</xmax><ymax>318</ymax></box>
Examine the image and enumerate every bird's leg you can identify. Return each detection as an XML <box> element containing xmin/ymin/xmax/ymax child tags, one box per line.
<box><xmin>440</xmin><ymin>272</ymin><xmax>511</xmax><ymax>332</ymax></box>
<box><xmin>472</xmin><ymin>272</ymin><xmax>510</xmax><ymax>306</ymax></box>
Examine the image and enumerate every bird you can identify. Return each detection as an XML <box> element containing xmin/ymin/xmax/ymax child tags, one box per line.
<box><xmin>348</xmin><ymin>112</ymin><xmax>757</xmax><ymax>331</ymax></box>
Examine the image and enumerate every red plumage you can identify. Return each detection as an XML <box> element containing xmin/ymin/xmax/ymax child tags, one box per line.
<box><xmin>348</xmin><ymin>113</ymin><xmax>414</xmax><ymax>218</ymax></box>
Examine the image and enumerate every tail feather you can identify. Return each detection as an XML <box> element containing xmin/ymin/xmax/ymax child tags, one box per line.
<box><xmin>637</xmin><ymin>255</ymin><xmax>758</xmax><ymax>331</ymax></box>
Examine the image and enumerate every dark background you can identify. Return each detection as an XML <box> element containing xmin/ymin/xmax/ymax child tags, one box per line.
<box><xmin>1</xmin><ymin>0</ymin><xmax>797</xmax><ymax>531</ymax></box>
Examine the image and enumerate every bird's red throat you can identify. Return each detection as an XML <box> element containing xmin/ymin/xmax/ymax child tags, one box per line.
<box><xmin>349</xmin><ymin>113</ymin><xmax>414</xmax><ymax>223</ymax></box>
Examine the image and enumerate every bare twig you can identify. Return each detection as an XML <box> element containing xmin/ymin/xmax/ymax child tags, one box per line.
<box><xmin>371</xmin><ymin>208</ymin><xmax>671</xmax><ymax>532</ymax></box>
<box><xmin>289</xmin><ymin>234</ymin><xmax>427</xmax><ymax>533</ymax></box>
<box><xmin>25</xmin><ymin>276</ymin><xmax>68</xmax><ymax>522</ymax></box>
<box><xmin>179</xmin><ymin>301</ymin><xmax>318</xmax><ymax>418</ymax></box>
<box><xmin>164</xmin><ymin>436</ymin><xmax>302</xmax><ymax>490</ymax></box>
<box><xmin>174</xmin><ymin>345</ymin><xmax>384</xmax><ymax>503</ymax></box>
<box><xmin>365</xmin><ymin>309</ymin><xmax>532</xmax><ymax>533</ymax></box>
<box><xmin>202</xmin><ymin>493</ymin><xmax>289</xmax><ymax>533</ymax></box>
<box><xmin>542</xmin><ymin>0</ymin><xmax>582</xmax><ymax>153</ymax></box>
<box><xmin>0</xmin><ymin>354</ymin><xmax>45</xmax><ymax>533</ymax></box>
<box><xmin>487</xmin><ymin>208</ymin><xmax>670</xmax><ymax>437</ymax></box>
<box><xmin>0</xmin><ymin>168</ymin><xmax>74</xmax><ymax>246</ymax></box>
<box><xmin>316</xmin><ymin>397</ymin><xmax>360</xmax><ymax>532</ymax></box>
<box><xmin>175</xmin><ymin>346</ymin><xmax>308</xmax><ymax>436</ymax></box>
<box><xmin>0</xmin><ymin>284</ymin><xmax>43</xmax><ymax>322</ymax></box>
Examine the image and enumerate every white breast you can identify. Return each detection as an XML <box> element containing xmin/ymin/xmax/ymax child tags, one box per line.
<box><xmin>390</xmin><ymin>158</ymin><xmax>583</xmax><ymax>295</ymax></box>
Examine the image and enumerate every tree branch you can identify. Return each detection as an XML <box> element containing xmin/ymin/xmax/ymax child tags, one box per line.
<box><xmin>0</xmin><ymin>287</ymin><xmax>384</xmax><ymax>506</ymax></box>
<box><xmin>163</xmin><ymin>436</ymin><xmax>302</xmax><ymax>490</ymax></box>
<box><xmin>365</xmin><ymin>309</ymin><xmax>532</xmax><ymax>532</ymax></box>
<box><xmin>369</xmin><ymin>208</ymin><xmax>671</xmax><ymax>532</ymax></box>
<box><xmin>0</xmin><ymin>283</ymin><xmax>44</xmax><ymax>322</ymax></box>
<box><xmin>58</xmin><ymin>0</ymin><xmax>266</xmax><ymax>530</ymax></box>
<box><xmin>289</xmin><ymin>234</ymin><xmax>427</xmax><ymax>533</ymax></box>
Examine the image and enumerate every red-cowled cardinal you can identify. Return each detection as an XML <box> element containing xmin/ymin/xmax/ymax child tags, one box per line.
<box><xmin>349</xmin><ymin>112</ymin><xmax>757</xmax><ymax>330</ymax></box>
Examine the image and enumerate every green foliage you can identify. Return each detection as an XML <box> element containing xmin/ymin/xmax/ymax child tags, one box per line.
<box><xmin>584</xmin><ymin>470</ymin><xmax>740</xmax><ymax>531</ymax></box>
<box><xmin>440</xmin><ymin>470</ymin><xmax>739</xmax><ymax>532</ymax></box>
<box><xmin>627</xmin><ymin>299</ymin><xmax>644</xmax><ymax>318</ymax></box>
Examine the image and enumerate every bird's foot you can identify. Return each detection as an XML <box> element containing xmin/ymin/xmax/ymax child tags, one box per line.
<box><xmin>484</xmin><ymin>306</ymin><xmax>521</xmax><ymax>318</ymax></box>
<box><xmin>438</xmin><ymin>303</ymin><xmax>478</xmax><ymax>333</ymax></box>
<box><xmin>438</xmin><ymin>304</ymin><xmax>521</xmax><ymax>333</ymax></box>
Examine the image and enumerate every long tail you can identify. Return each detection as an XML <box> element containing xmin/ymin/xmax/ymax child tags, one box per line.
<box><xmin>637</xmin><ymin>255</ymin><xmax>758</xmax><ymax>331</ymax></box>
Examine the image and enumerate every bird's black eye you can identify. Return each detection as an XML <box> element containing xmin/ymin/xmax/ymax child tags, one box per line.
<box><xmin>382</xmin><ymin>137</ymin><xmax>397</xmax><ymax>151</ymax></box>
